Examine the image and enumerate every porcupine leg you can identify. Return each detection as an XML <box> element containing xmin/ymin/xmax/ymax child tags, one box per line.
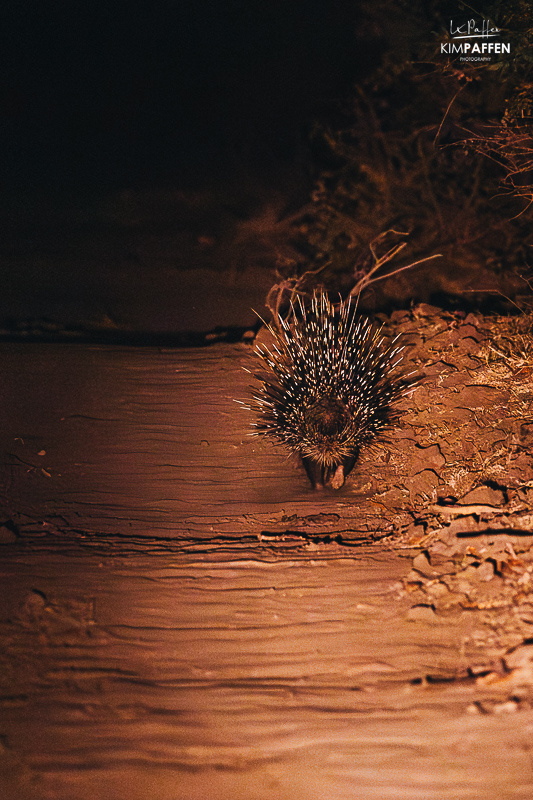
<box><xmin>302</xmin><ymin>456</ymin><xmax>324</xmax><ymax>490</ymax></box>
<box><xmin>302</xmin><ymin>453</ymin><xmax>357</xmax><ymax>490</ymax></box>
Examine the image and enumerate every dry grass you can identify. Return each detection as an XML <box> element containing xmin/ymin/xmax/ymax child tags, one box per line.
<box><xmin>484</xmin><ymin>314</ymin><xmax>533</xmax><ymax>372</ymax></box>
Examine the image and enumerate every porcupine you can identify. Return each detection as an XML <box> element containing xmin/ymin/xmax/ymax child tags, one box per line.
<box><xmin>246</xmin><ymin>291</ymin><xmax>408</xmax><ymax>489</ymax></box>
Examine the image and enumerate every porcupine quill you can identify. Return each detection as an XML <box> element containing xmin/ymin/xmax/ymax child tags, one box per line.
<box><xmin>242</xmin><ymin>291</ymin><xmax>410</xmax><ymax>489</ymax></box>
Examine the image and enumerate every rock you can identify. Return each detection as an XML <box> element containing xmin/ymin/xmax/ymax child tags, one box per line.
<box><xmin>492</xmin><ymin>700</ymin><xmax>519</xmax><ymax>714</ymax></box>
<box><xmin>461</xmin><ymin>486</ymin><xmax>506</xmax><ymax>507</ymax></box>
<box><xmin>412</xmin><ymin>552</ymin><xmax>436</xmax><ymax>578</ymax></box>
<box><xmin>476</xmin><ymin>560</ymin><xmax>495</xmax><ymax>582</ymax></box>
<box><xmin>406</xmin><ymin>604</ymin><xmax>437</xmax><ymax>622</ymax></box>
<box><xmin>505</xmin><ymin>643</ymin><xmax>533</xmax><ymax>671</ymax></box>
<box><xmin>411</xmin><ymin>444</ymin><xmax>446</xmax><ymax>473</ymax></box>
<box><xmin>458</xmin><ymin>385</ymin><xmax>510</xmax><ymax>408</ymax></box>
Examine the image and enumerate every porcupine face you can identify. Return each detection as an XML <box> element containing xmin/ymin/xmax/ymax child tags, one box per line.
<box><xmin>249</xmin><ymin>291</ymin><xmax>406</xmax><ymax>489</ymax></box>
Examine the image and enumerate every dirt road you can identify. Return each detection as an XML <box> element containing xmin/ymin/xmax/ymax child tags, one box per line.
<box><xmin>1</xmin><ymin>319</ymin><xmax>533</xmax><ymax>798</ymax></box>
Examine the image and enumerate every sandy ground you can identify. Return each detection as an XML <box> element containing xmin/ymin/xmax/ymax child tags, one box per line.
<box><xmin>1</xmin><ymin>305</ymin><xmax>533</xmax><ymax>799</ymax></box>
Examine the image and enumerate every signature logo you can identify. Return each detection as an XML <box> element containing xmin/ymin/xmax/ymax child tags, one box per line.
<box><xmin>441</xmin><ymin>17</ymin><xmax>510</xmax><ymax>59</ymax></box>
<box><xmin>449</xmin><ymin>19</ymin><xmax>501</xmax><ymax>39</ymax></box>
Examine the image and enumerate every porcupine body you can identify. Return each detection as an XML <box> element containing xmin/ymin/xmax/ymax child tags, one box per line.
<box><xmin>249</xmin><ymin>291</ymin><xmax>407</xmax><ymax>489</ymax></box>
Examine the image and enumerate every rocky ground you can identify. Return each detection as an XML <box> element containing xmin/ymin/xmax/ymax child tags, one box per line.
<box><xmin>377</xmin><ymin>306</ymin><xmax>533</xmax><ymax>711</ymax></box>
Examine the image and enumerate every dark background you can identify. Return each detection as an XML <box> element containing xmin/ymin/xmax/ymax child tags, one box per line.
<box><xmin>0</xmin><ymin>1</ymin><xmax>378</xmax><ymax>334</ymax></box>
<box><xmin>1</xmin><ymin>0</ymin><xmax>368</xmax><ymax>193</ymax></box>
<box><xmin>0</xmin><ymin>1</ymin><xmax>523</xmax><ymax>335</ymax></box>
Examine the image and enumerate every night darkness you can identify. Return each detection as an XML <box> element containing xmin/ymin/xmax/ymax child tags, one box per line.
<box><xmin>0</xmin><ymin>1</ymin><xmax>388</xmax><ymax>334</ymax></box>
<box><xmin>0</xmin><ymin>2</ymin><xmax>529</xmax><ymax>333</ymax></box>
<box><xmin>1</xmin><ymin>1</ymin><xmax>366</xmax><ymax>193</ymax></box>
